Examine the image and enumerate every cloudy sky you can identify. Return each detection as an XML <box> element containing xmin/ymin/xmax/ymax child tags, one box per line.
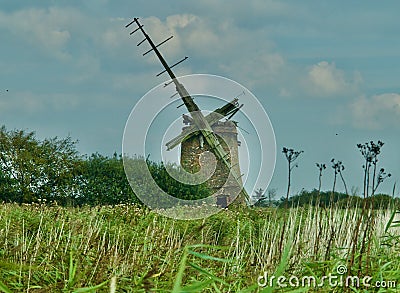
<box><xmin>1</xmin><ymin>0</ymin><xmax>399</xmax><ymax>197</ymax></box>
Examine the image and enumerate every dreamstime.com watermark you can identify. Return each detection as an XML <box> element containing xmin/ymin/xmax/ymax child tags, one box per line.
<box><xmin>257</xmin><ymin>265</ymin><xmax>397</xmax><ymax>289</ymax></box>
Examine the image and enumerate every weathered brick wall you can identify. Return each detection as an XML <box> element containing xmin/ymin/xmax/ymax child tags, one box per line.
<box><xmin>180</xmin><ymin>121</ymin><xmax>244</xmax><ymax>205</ymax></box>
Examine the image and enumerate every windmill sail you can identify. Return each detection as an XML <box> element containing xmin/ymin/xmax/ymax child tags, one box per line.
<box><xmin>126</xmin><ymin>18</ymin><xmax>249</xmax><ymax>204</ymax></box>
<box><xmin>165</xmin><ymin>98</ymin><xmax>241</xmax><ymax>150</ymax></box>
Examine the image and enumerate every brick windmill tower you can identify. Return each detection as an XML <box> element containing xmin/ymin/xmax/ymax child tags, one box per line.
<box><xmin>126</xmin><ymin>18</ymin><xmax>248</xmax><ymax>206</ymax></box>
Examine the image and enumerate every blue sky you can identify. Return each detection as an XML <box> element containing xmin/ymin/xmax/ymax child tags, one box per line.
<box><xmin>1</xmin><ymin>1</ymin><xmax>399</xmax><ymax>197</ymax></box>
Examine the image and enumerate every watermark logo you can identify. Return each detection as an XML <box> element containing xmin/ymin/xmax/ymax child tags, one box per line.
<box><xmin>257</xmin><ymin>264</ymin><xmax>396</xmax><ymax>289</ymax></box>
<box><xmin>336</xmin><ymin>264</ymin><xmax>347</xmax><ymax>275</ymax></box>
<box><xmin>122</xmin><ymin>74</ymin><xmax>276</xmax><ymax>219</ymax></box>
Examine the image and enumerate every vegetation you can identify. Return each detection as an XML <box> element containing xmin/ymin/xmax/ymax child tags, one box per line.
<box><xmin>0</xmin><ymin>204</ymin><xmax>400</xmax><ymax>292</ymax></box>
<box><xmin>0</xmin><ymin>203</ymin><xmax>398</xmax><ymax>292</ymax></box>
<box><xmin>0</xmin><ymin>126</ymin><xmax>399</xmax><ymax>291</ymax></box>
<box><xmin>255</xmin><ymin>189</ymin><xmax>400</xmax><ymax>209</ymax></box>
<box><xmin>0</xmin><ymin>126</ymin><xmax>209</xmax><ymax>206</ymax></box>
<box><xmin>0</xmin><ymin>126</ymin><xmax>81</xmax><ymax>205</ymax></box>
<box><xmin>282</xmin><ymin>147</ymin><xmax>303</xmax><ymax>208</ymax></box>
<box><xmin>146</xmin><ymin>160</ymin><xmax>210</xmax><ymax>201</ymax></box>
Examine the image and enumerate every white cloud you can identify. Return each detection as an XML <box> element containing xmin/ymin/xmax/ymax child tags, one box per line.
<box><xmin>305</xmin><ymin>61</ymin><xmax>362</xmax><ymax>97</ymax></box>
<box><xmin>170</xmin><ymin>15</ymin><xmax>285</xmax><ymax>87</ymax></box>
<box><xmin>308</xmin><ymin>61</ymin><xmax>346</xmax><ymax>93</ymax></box>
<box><xmin>184</xmin><ymin>0</ymin><xmax>298</xmax><ymax>21</ymax></box>
<box><xmin>142</xmin><ymin>14</ymin><xmax>198</xmax><ymax>59</ymax></box>
<box><xmin>349</xmin><ymin>93</ymin><xmax>400</xmax><ymax>129</ymax></box>
<box><xmin>0</xmin><ymin>91</ymin><xmax>81</xmax><ymax>114</ymax></box>
<box><xmin>279</xmin><ymin>88</ymin><xmax>290</xmax><ymax>97</ymax></box>
<box><xmin>0</xmin><ymin>7</ymin><xmax>86</xmax><ymax>59</ymax></box>
<box><xmin>67</xmin><ymin>54</ymin><xmax>101</xmax><ymax>84</ymax></box>
<box><xmin>102</xmin><ymin>14</ymin><xmax>285</xmax><ymax>88</ymax></box>
<box><xmin>99</xmin><ymin>14</ymin><xmax>199</xmax><ymax>67</ymax></box>
<box><xmin>220</xmin><ymin>51</ymin><xmax>285</xmax><ymax>88</ymax></box>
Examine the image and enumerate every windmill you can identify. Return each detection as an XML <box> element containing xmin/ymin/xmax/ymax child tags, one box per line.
<box><xmin>126</xmin><ymin>18</ymin><xmax>250</xmax><ymax>205</ymax></box>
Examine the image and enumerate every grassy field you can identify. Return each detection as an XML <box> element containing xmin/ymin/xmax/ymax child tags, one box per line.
<box><xmin>0</xmin><ymin>202</ymin><xmax>399</xmax><ymax>292</ymax></box>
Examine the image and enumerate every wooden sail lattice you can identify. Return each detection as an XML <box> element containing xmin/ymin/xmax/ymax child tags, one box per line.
<box><xmin>126</xmin><ymin>18</ymin><xmax>250</xmax><ymax>204</ymax></box>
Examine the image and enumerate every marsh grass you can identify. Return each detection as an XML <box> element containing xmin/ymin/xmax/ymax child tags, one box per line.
<box><xmin>0</xmin><ymin>203</ymin><xmax>399</xmax><ymax>292</ymax></box>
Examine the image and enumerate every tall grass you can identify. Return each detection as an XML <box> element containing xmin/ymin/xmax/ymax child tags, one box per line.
<box><xmin>0</xmin><ymin>202</ymin><xmax>399</xmax><ymax>292</ymax></box>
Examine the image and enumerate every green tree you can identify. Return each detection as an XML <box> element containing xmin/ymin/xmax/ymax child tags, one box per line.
<box><xmin>79</xmin><ymin>153</ymin><xmax>139</xmax><ymax>205</ymax></box>
<box><xmin>0</xmin><ymin>126</ymin><xmax>80</xmax><ymax>203</ymax></box>
<box><xmin>147</xmin><ymin>160</ymin><xmax>211</xmax><ymax>201</ymax></box>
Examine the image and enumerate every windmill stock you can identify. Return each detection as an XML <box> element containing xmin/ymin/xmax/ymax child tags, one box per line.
<box><xmin>126</xmin><ymin>17</ymin><xmax>250</xmax><ymax>205</ymax></box>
